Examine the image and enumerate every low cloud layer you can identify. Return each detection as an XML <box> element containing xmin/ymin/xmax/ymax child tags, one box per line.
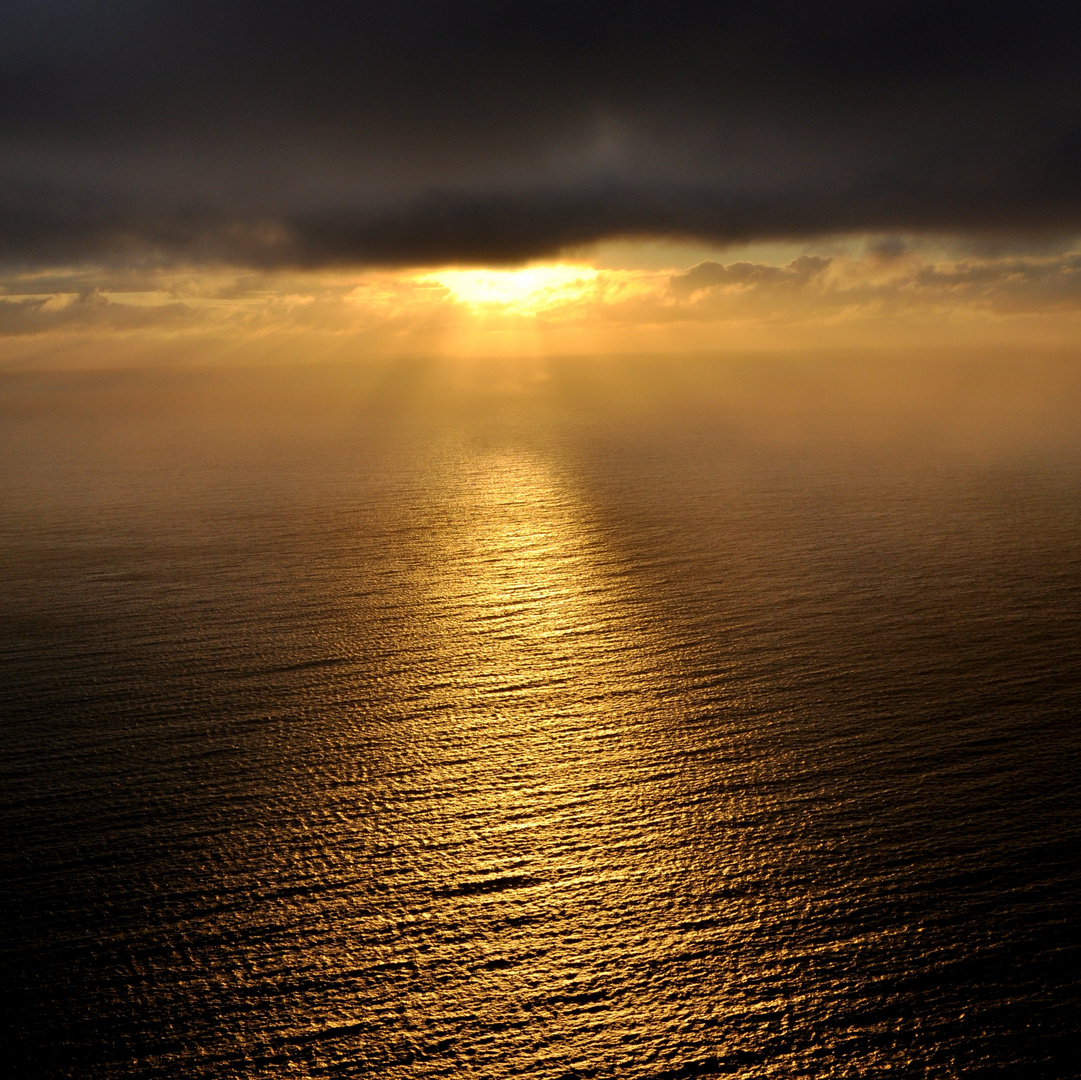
<box><xmin>4</xmin><ymin>245</ymin><xmax>1081</xmax><ymax>367</ymax></box>
<box><xmin>3</xmin><ymin>2</ymin><xmax>1081</xmax><ymax>268</ymax></box>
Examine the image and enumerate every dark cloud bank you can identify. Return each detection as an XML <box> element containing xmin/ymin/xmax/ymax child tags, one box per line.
<box><xmin>3</xmin><ymin>1</ymin><xmax>1081</xmax><ymax>268</ymax></box>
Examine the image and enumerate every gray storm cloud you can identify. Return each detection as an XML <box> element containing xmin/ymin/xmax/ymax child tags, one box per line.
<box><xmin>3</xmin><ymin>1</ymin><xmax>1081</xmax><ymax>268</ymax></box>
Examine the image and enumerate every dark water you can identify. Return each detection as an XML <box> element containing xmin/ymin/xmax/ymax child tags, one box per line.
<box><xmin>2</xmin><ymin>356</ymin><xmax>1080</xmax><ymax>1078</ymax></box>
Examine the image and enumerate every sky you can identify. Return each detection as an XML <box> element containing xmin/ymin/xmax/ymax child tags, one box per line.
<box><xmin>3</xmin><ymin>0</ymin><xmax>1081</xmax><ymax>366</ymax></box>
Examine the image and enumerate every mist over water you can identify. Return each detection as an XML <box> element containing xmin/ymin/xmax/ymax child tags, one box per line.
<box><xmin>2</xmin><ymin>355</ymin><xmax>1080</xmax><ymax>1078</ymax></box>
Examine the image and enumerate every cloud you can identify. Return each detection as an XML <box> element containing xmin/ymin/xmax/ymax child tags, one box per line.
<box><xmin>0</xmin><ymin>288</ymin><xmax>193</xmax><ymax>335</ymax></box>
<box><xmin>4</xmin><ymin>244</ymin><xmax>1081</xmax><ymax>365</ymax></box>
<box><xmin>3</xmin><ymin>2</ymin><xmax>1081</xmax><ymax>268</ymax></box>
<box><xmin>670</xmin><ymin>256</ymin><xmax>832</xmax><ymax>294</ymax></box>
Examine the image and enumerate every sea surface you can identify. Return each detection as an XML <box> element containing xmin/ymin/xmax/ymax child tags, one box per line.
<box><xmin>2</xmin><ymin>355</ymin><xmax>1080</xmax><ymax>1078</ymax></box>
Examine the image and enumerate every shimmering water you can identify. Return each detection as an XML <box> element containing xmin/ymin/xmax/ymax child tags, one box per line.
<box><xmin>2</xmin><ymin>356</ymin><xmax>1080</xmax><ymax>1078</ymax></box>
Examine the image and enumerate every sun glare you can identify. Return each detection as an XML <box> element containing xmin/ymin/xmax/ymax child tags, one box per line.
<box><xmin>419</xmin><ymin>264</ymin><xmax>599</xmax><ymax>312</ymax></box>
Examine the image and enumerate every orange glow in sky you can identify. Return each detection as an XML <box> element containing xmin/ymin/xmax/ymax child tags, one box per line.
<box><xmin>417</xmin><ymin>265</ymin><xmax>600</xmax><ymax>312</ymax></box>
<box><xmin>4</xmin><ymin>237</ymin><xmax>1081</xmax><ymax>369</ymax></box>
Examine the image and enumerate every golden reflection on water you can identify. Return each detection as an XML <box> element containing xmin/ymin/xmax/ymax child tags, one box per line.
<box><xmin>428</xmin><ymin>451</ymin><xmax>608</xmax><ymax>689</ymax></box>
<box><xmin>330</xmin><ymin>439</ymin><xmax>794</xmax><ymax>1076</ymax></box>
<box><xmin>395</xmin><ymin>456</ymin><xmax>711</xmax><ymax>855</ymax></box>
<box><xmin>407</xmin><ymin>448</ymin><xmax>649</xmax><ymax>819</ymax></box>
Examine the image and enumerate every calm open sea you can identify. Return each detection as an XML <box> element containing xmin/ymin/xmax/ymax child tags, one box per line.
<box><xmin>2</xmin><ymin>355</ymin><xmax>1080</xmax><ymax>1078</ymax></box>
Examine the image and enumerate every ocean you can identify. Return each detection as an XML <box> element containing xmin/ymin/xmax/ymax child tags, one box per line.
<box><xmin>2</xmin><ymin>354</ymin><xmax>1080</xmax><ymax>1078</ymax></box>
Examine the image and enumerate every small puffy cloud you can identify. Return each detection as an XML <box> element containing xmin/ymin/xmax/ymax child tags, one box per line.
<box><xmin>670</xmin><ymin>255</ymin><xmax>832</xmax><ymax>295</ymax></box>
<box><xmin>868</xmin><ymin>237</ymin><xmax>909</xmax><ymax>262</ymax></box>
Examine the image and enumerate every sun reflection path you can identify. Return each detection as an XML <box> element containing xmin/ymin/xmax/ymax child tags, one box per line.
<box><xmin>340</xmin><ymin>445</ymin><xmax>768</xmax><ymax>1076</ymax></box>
<box><xmin>419</xmin><ymin>450</ymin><xmax>652</xmax><ymax>730</ymax></box>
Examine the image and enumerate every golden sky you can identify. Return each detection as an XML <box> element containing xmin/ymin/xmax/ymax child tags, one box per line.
<box><xmin>3</xmin><ymin>235</ymin><xmax>1081</xmax><ymax>369</ymax></box>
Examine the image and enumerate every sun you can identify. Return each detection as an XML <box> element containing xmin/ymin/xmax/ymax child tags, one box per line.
<box><xmin>417</xmin><ymin>264</ymin><xmax>599</xmax><ymax>313</ymax></box>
